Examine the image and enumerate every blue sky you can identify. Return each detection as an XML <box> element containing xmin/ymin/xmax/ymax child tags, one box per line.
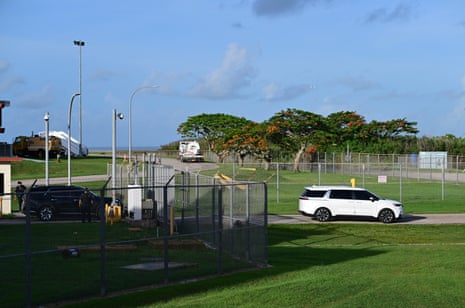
<box><xmin>2</xmin><ymin>0</ymin><xmax>465</xmax><ymax>148</ymax></box>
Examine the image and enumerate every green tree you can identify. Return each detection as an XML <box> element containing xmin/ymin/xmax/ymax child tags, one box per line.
<box><xmin>265</xmin><ymin>108</ymin><xmax>326</xmax><ymax>172</ymax></box>
<box><xmin>225</xmin><ymin>122</ymin><xmax>272</xmax><ymax>169</ymax></box>
<box><xmin>324</xmin><ymin>111</ymin><xmax>367</xmax><ymax>151</ymax></box>
<box><xmin>177</xmin><ymin>113</ymin><xmax>252</xmax><ymax>161</ymax></box>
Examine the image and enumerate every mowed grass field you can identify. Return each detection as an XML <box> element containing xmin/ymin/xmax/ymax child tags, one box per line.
<box><xmin>11</xmin><ymin>156</ymin><xmax>465</xmax><ymax>215</ymax></box>
<box><xmin>68</xmin><ymin>223</ymin><xmax>465</xmax><ymax>308</ymax></box>
<box><xmin>6</xmin><ymin>158</ymin><xmax>465</xmax><ymax>307</ymax></box>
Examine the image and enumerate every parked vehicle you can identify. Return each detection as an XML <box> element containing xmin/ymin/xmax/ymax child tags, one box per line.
<box><xmin>13</xmin><ymin>135</ymin><xmax>63</xmax><ymax>159</ymax></box>
<box><xmin>22</xmin><ymin>185</ymin><xmax>120</xmax><ymax>221</ymax></box>
<box><xmin>40</xmin><ymin>130</ymin><xmax>89</xmax><ymax>157</ymax></box>
<box><xmin>178</xmin><ymin>140</ymin><xmax>204</xmax><ymax>162</ymax></box>
<box><xmin>298</xmin><ymin>186</ymin><xmax>403</xmax><ymax>223</ymax></box>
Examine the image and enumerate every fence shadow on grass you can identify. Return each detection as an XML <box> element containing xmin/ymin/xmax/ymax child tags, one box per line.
<box><xmin>71</xmin><ymin>224</ymin><xmax>387</xmax><ymax>307</ymax></box>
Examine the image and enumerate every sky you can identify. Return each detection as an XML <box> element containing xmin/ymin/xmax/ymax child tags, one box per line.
<box><xmin>2</xmin><ymin>0</ymin><xmax>465</xmax><ymax>149</ymax></box>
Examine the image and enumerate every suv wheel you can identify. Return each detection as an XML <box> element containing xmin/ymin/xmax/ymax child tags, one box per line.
<box><xmin>315</xmin><ymin>207</ymin><xmax>331</xmax><ymax>222</ymax></box>
<box><xmin>379</xmin><ymin>209</ymin><xmax>394</xmax><ymax>223</ymax></box>
<box><xmin>39</xmin><ymin>206</ymin><xmax>53</xmax><ymax>221</ymax></box>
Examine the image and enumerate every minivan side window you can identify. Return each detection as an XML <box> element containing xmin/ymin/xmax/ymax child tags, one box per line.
<box><xmin>329</xmin><ymin>190</ymin><xmax>353</xmax><ymax>199</ymax></box>
<box><xmin>354</xmin><ymin>190</ymin><xmax>379</xmax><ymax>201</ymax></box>
<box><xmin>354</xmin><ymin>190</ymin><xmax>374</xmax><ymax>200</ymax></box>
<box><xmin>301</xmin><ymin>190</ymin><xmax>327</xmax><ymax>198</ymax></box>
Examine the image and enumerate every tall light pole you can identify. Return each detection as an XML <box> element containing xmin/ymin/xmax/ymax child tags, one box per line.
<box><xmin>73</xmin><ymin>40</ymin><xmax>85</xmax><ymax>156</ymax></box>
<box><xmin>128</xmin><ymin>85</ymin><xmax>159</xmax><ymax>163</ymax></box>
<box><xmin>68</xmin><ymin>93</ymin><xmax>80</xmax><ymax>186</ymax></box>
<box><xmin>112</xmin><ymin>109</ymin><xmax>124</xmax><ymax>205</ymax></box>
<box><xmin>44</xmin><ymin>112</ymin><xmax>49</xmax><ymax>186</ymax></box>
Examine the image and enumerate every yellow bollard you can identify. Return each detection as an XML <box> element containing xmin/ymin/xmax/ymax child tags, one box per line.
<box><xmin>105</xmin><ymin>204</ymin><xmax>122</xmax><ymax>224</ymax></box>
<box><xmin>350</xmin><ymin>178</ymin><xmax>356</xmax><ymax>188</ymax></box>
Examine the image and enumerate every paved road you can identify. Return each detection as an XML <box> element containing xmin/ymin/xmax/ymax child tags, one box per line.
<box><xmin>4</xmin><ymin>213</ymin><xmax>465</xmax><ymax>225</ymax></box>
<box><xmin>268</xmin><ymin>213</ymin><xmax>465</xmax><ymax>224</ymax></box>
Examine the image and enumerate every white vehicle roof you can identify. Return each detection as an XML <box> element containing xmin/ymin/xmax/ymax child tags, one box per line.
<box><xmin>304</xmin><ymin>185</ymin><xmax>366</xmax><ymax>191</ymax></box>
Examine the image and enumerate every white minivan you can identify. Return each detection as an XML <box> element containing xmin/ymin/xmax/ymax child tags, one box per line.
<box><xmin>298</xmin><ymin>186</ymin><xmax>403</xmax><ymax>223</ymax></box>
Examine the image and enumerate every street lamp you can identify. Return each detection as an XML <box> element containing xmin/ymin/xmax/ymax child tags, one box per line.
<box><xmin>67</xmin><ymin>93</ymin><xmax>80</xmax><ymax>186</ymax></box>
<box><xmin>128</xmin><ymin>85</ymin><xmax>159</xmax><ymax>164</ymax></box>
<box><xmin>44</xmin><ymin>112</ymin><xmax>49</xmax><ymax>186</ymax></box>
<box><xmin>73</xmin><ymin>40</ymin><xmax>85</xmax><ymax>156</ymax></box>
<box><xmin>112</xmin><ymin>109</ymin><xmax>124</xmax><ymax>205</ymax></box>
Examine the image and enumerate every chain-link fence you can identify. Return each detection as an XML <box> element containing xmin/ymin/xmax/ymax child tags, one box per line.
<box><xmin>0</xmin><ymin>170</ymin><xmax>267</xmax><ymax>307</ymax></box>
<box><xmin>207</xmin><ymin>151</ymin><xmax>465</xmax><ymax>183</ymax></box>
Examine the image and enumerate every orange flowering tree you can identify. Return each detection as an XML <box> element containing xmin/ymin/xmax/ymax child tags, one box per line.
<box><xmin>225</xmin><ymin>122</ymin><xmax>273</xmax><ymax>169</ymax></box>
<box><xmin>176</xmin><ymin>110</ymin><xmax>420</xmax><ymax>167</ymax></box>
<box><xmin>265</xmin><ymin>108</ymin><xmax>326</xmax><ymax>172</ymax></box>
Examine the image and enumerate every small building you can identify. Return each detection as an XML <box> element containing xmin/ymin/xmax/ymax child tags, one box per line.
<box><xmin>0</xmin><ymin>146</ymin><xmax>22</xmax><ymax>215</ymax></box>
<box><xmin>418</xmin><ymin>151</ymin><xmax>448</xmax><ymax>169</ymax></box>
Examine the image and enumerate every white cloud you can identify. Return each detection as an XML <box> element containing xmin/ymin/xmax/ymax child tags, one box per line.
<box><xmin>261</xmin><ymin>81</ymin><xmax>314</xmax><ymax>102</ymax></box>
<box><xmin>188</xmin><ymin>43</ymin><xmax>257</xmax><ymax>99</ymax></box>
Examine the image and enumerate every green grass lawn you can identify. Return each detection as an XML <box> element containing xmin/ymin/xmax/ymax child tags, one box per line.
<box><xmin>62</xmin><ymin>223</ymin><xmax>465</xmax><ymax>307</ymax></box>
<box><xmin>6</xmin><ymin>158</ymin><xmax>465</xmax><ymax>307</ymax></box>
<box><xmin>11</xmin><ymin>157</ymin><xmax>113</xmax><ymax>180</ymax></box>
<box><xmin>0</xmin><ymin>222</ymin><xmax>256</xmax><ymax>307</ymax></box>
<box><xmin>3</xmin><ymin>222</ymin><xmax>465</xmax><ymax>307</ymax></box>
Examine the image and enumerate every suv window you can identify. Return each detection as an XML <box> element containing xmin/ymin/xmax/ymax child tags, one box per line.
<box><xmin>329</xmin><ymin>189</ymin><xmax>353</xmax><ymax>200</ymax></box>
<box><xmin>301</xmin><ymin>189</ymin><xmax>327</xmax><ymax>198</ymax></box>
<box><xmin>353</xmin><ymin>190</ymin><xmax>378</xmax><ymax>201</ymax></box>
<box><xmin>354</xmin><ymin>190</ymin><xmax>377</xmax><ymax>200</ymax></box>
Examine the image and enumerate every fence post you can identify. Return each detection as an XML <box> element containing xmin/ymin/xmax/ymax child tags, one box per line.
<box><xmin>393</xmin><ymin>156</ymin><xmax>402</xmax><ymax>202</ymax></box>
<box><xmin>99</xmin><ymin>189</ymin><xmax>106</xmax><ymax>296</ymax></box>
<box><xmin>180</xmin><ymin>171</ymin><xmax>186</xmax><ymax>225</ymax></box>
<box><xmin>246</xmin><ymin>183</ymin><xmax>251</xmax><ymax>261</ymax></box>
<box><xmin>195</xmin><ymin>173</ymin><xmax>200</xmax><ymax>233</ymax></box>
<box><xmin>25</xmin><ymin>192</ymin><xmax>31</xmax><ymax>307</ymax></box>
<box><xmin>456</xmin><ymin>155</ymin><xmax>459</xmax><ymax>184</ymax></box>
<box><xmin>217</xmin><ymin>186</ymin><xmax>223</xmax><ymax>275</ymax></box>
<box><xmin>211</xmin><ymin>178</ymin><xmax>216</xmax><ymax>246</ymax></box>
<box><xmin>99</xmin><ymin>177</ymin><xmax>111</xmax><ymax>296</ymax></box>
<box><xmin>163</xmin><ymin>184</ymin><xmax>169</xmax><ymax>284</ymax></box>
<box><xmin>263</xmin><ymin>182</ymin><xmax>269</xmax><ymax>265</ymax></box>
<box><xmin>276</xmin><ymin>162</ymin><xmax>280</xmax><ymax>203</ymax></box>
<box><xmin>163</xmin><ymin>174</ymin><xmax>175</xmax><ymax>284</ymax></box>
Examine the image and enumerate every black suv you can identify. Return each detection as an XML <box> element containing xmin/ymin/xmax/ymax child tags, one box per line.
<box><xmin>23</xmin><ymin>185</ymin><xmax>117</xmax><ymax>221</ymax></box>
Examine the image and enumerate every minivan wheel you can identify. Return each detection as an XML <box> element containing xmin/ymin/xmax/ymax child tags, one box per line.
<box><xmin>39</xmin><ymin>206</ymin><xmax>53</xmax><ymax>221</ymax></box>
<box><xmin>379</xmin><ymin>209</ymin><xmax>395</xmax><ymax>223</ymax></box>
<box><xmin>315</xmin><ymin>207</ymin><xmax>331</xmax><ymax>222</ymax></box>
